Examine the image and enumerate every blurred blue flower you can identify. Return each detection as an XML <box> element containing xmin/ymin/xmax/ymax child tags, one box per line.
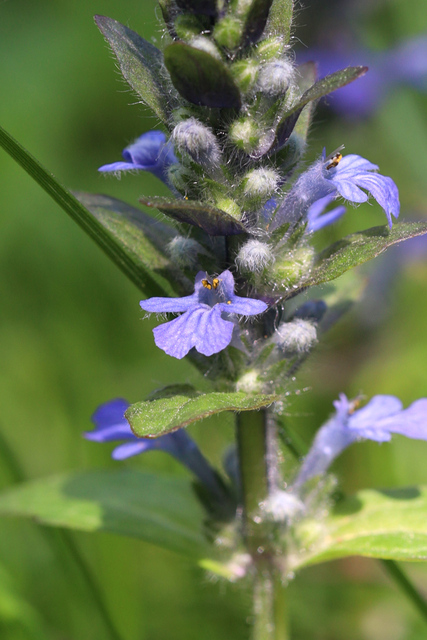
<box><xmin>83</xmin><ymin>398</ymin><xmax>225</xmax><ymax>493</ymax></box>
<box><xmin>294</xmin><ymin>394</ymin><xmax>427</xmax><ymax>488</ymax></box>
<box><xmin>297</xmin><ymin>35</ymin><xmax>427</xmax><ymax>119</ymax></box>
<box><xmin>271</xmin><ymin>149</ymin><xmax>399</xmax><ymax>230</ymax></box>
<box><xmin>98</xmin><ymin>130</ymin><xmax>178</xmax><ymax>183</ymax></box>
<box><xmin>140</xmin><ymin>270</ymin><xmax>267</xmax><ymax>359</ymax></box>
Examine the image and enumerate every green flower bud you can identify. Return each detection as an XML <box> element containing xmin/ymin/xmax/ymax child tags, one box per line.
<box><xmin>167</xmin><ymin>163</ymin><xmax>198</xmax><ymax>195</ymax></box>
<box><xmin>189</xmin><ymin>36</ymin><xmax>222</xmax><ymax>60</ymax></box>
<box><xmin>255</xmin><ymin>37</ymin><xmax>285</xmax><ymax>61</ymax></box>
<box><xmin>271</xmin><ymin>246</ymin><xmax>315</xmax><ymax>288</ymax></box>
<box><xmin>213</xmin><ymin>15</ymin><xmax>242</xmax><ymax>50</ymax></box>
<box><xmin>236</xmin><ymin>239</ymin><xmax>274</xmax><ymax>274</ymax></box>
<box><xmin>228</xmin><ymin>118</ymin><xmax>261</xmax><ymax>153</ymax></box>
<box><xmin>240</xmin><ymin>167</ymin><xmax>280</xmax><ymax>208</ymax></box>
<box><xmin>174</xmin><ymin>14</ymin><xmax>206</xmax><ymax>41</ymax></box>
<box><xmin>167</xmin><ymin>236</ymin><xmax>207</xmax><ymax>269</ymax></box>
<box><xmin>215</xmin><ymin>196</ymin><xmax>241</xmax><ymax>219</ymax></box>
<box><xmin>257</xmin><ymin>58</ymin><xmax>294</xmax><ymax>98</ymax></box>
<box><xmin>230</xmin><ymin>59</ymin><xmax>259</xmax><ymax>93</ymax></box>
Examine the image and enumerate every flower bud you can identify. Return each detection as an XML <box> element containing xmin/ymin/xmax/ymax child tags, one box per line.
<box><xmin>242</xmin><ymin>168</ymin><xmax>280</xmax><ymax>198</ymax></box>
<box><xmin>167</xmin><ymin>236</ymin><xmax>207</xmax><ymax>269</ymax></box>
<box><xmin>228</xmin><ymin>118</ymin><xmax>261</xmax><ymax>154</ymax></box>
<box><xmin>236</xmin><ymin>240</ymin><xmax>274</xmax><ymax>273</ymax></box>
<box><xmin>214</xmin><ymin>195</ymin><xmax>241</xmax><ymax>219</ymax></box>
<box><xmin>213</xmin><ymin>16</ymin><xmax>242</xmax><ymax>50</ymax></box>
<box><xmin>230</xmin><ymin>59</ymin><xmax>259</xmax><ymax>93</ymax></box>
<box><xmin>255</xmin><ymin>37</ymin><xmax>285</xmax><ymax>61</ymax></box>
<box><xmin>274</xmin><ymin>318</ymin><xmax>317</xmax><ymax>353</ymax></box>
<box><xmin>257</xmin><ymin>58</ymin><xmax>294</xmax><ymax>98</ymax></box>
<box><xmin>272</xmin><ymin>246</ymin><xmax>315</xmax><ymax>287</ymax></box>
<box><xmin>189</xmin><ymin>36</ymin><xmax>222</xmax><ymax>60</ymax></box>
<box><xmin>174</xmin><ymin>14</ymin><xmax>205</xmax><ymax>41</ymax></box>
<box><xmin>172</xmin><ymin>118</ymin><xmax>222</xmax><ymax>169</ymax></box>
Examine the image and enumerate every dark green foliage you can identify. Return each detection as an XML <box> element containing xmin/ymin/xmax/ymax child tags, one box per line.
<box><xmin>164</xmin><ymin>43</ymin><xmax>242</xmax><ymax>108</ymax></box>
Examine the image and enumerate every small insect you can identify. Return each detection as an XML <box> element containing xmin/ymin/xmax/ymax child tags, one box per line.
<box><xmin>325</xmin><ymin>144</ymin><xmax>345</xmax><ymax>170</ymax></box>
<box><xmin>202</xmin><ymin>277</ymin><xmax>220</xmax><ymax>290</ymax></box>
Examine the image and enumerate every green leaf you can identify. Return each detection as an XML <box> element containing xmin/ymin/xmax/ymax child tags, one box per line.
<box><xmin>241</xmin><ymin>0</ymin><xmax>274</xmax><ymax>46</ymax></box>
<box><xmin>300</xmin><ymin>221</ymin><xmax>427</xmax><ymax>293</ymax></box>
<box><xmin>176</xmin><ymin>0</ymin><xmax>217</xmax><ymax>15</ymax></box>
<box><xmin>292</xmin><ymin>62</ymin><xmax>317</xmax><ymax>143</ymax></box>
<box><xmin>126</xmin><ymin>389</ymin><xmax>278</xmax><ymax>437</ymax></box>
<box><xmin>294</xmin><ymin>486</ymin><xmax>427</xmax><ymax>568</ymax></box>
<box><xmin>274</xmin><ymin>66</ymin><xmax>367</xmax><ymax>150</ymax></box>
<box><xmin>265</xmin><ymin>0</ymin><xmax>293</xmax><ymax>43</ymax></box>
<box><xmin>140</xmin><ymin>196</ymin><xmax>248</xmax><ymax>236</ymax></box>
<box><xmin>164</xmin><ymin>42</ymin><xmax>242</xmax><ymax>109</ymax></box>
<box><xmin>95</xmin><ymin>15</ymin><xmax>176</xmax><ymax>123</ymax></box>
<box><xmin>0</xmin><ymin>470</ymin><xmax>210</xmax><ymax>559</ymax></box>
<box><xmin>75</xmin><ymin>192</ymin><xmax>190</xmax><ymax>296</ymax></box>
<box><xmin>0</xmin><ymin>125</ymin><xmax>175</xmax><ymax>297</ymax></box>
<box><xmin>253</xmin><ymin>66</ymin><xmax>367</xmax><ymax>157</ymax></box>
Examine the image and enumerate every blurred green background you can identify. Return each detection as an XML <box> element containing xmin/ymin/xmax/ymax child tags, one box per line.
<box><xmin>1</xmin><ymin>0</ymin><xmax>427</xmax><ymax>638</ymax></box>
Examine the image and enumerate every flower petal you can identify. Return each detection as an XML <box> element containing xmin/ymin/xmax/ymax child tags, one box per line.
<box><xmin>194</xmin><ymin>306</ymin><xmax>235</xmax><ymax>356</ymax></box>
<box><xmin>98</xmin><ymin>161</ymin><xmax>142</xmax><ymax>173</ymax></box>
<box><xmin>333</xmin><ymin>178</ymin><xmax>369</xmax><ymax>203</ymax></box>
<box><xmin>354</xmin><ymin>173</ymin><xmax>400</xmax><ymax>227</ymax></box>
<box><xmin>112</xmin><ymin>441</ymin><xmax>154</xmax><ymax>460</ymax></box>
<box><xmin>307</xmin><ymin>203</ymin><xmax>346</xmax><ymax>232</ymax></box>
<box><xmin>375</xmin><ymin>398</ymin><xmax>427</xmax><ymax>440</ymax></box>
<box><xmin>124</xmin><ymin>131</ymin><xmax>168</xmax><ymax>167</ymax></box>
<box><xmin>220</xmin><ymin>296</ymin><xmax>268</xmax><ymax>316</ymax></box>
<box><xmin>140</xmin><ymin>293</ymin><xmax>199</xmax><ymax>313</ymax></box>
<box><xmin>334</xmin><ymin>154</ymin><xmax>379</xmax><ymax>175</ymax></box>
<box><xmin>152</xmin><ymin>306</ymin><xmax>208</xmax><ymax>358</ymax></box>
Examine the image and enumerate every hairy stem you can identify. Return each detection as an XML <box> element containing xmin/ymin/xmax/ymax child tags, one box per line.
<box><xmin>236</xmin><ymin>410</ymin><xmax>290</xmax><ymax>639</ymax></box>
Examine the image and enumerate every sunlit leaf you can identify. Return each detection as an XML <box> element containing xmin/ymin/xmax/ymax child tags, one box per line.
<box><xmin>127</xmin><ymin>388</ymin><xmax>278</xmax><ymax>437</ymax></box>
<box><xmin>294</xmin><ymin>485</ymin><xmax>427</xmax><ymax>568</ymax></box>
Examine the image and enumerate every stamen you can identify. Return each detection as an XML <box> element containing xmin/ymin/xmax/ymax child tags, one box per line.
<box><xmin>325</xmin><ymin>145</ymin><xmax>345</xmax><ymax>170</ymax></box>
<box><xmin>202</xmin><ymin>279</ymin><xmax>212</xmax><ymax>290</ymax></box>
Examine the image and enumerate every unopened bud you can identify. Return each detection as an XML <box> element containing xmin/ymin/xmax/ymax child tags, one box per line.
<box><xmin>236</xmin><ymin>240</ymin><xmax>274</xmax><ymax>274</ymax></box>
<box><xmin>230</xmin><ymin>59</ymin><xmax>259</xmax><ymax>93</ymax></box>
<box><xmin>241</xmin><ymin>168</ymin><xmax>280</xmax><ymax>207</ymax></box>
<box><xmin>274</xmin><ymin>318</ymin><xmax>317</xmax><ymax>353</ymax></box>
<box><xmin>272</xmin><ymin>246</ymin><xmax>315</xmax><ymax>287</ymax></box>
<box><xmin>255</xmin><ymin>37</ymin><xmax>285</xmax><ymax>61</ymax></box>
<box><xmin>215</xmin><ymin>195</ymin><xmax>241</xmax><ymax>219</ymax></box>
<box><xmin>257</xmin><ymin>58</ymin><xmax>294</xmax><ymax>97</ymax></box>
<box><xmin>174</xmin><ymin>14</ymin><xmax>205</xmax><ymax>41</ymax></box>
<box><xmin>189</xmin><ymin>36</ymin><xmax>222</xmax><ymax>60</ymax></box>
<box><xmin>228</xmin><ymin>118</ymin><xmax>261</xmax><ymax>154</ymax></box>
<box><xmin>167</xmin><ymin>236</ymin><xmax>206</xmax><ymax>269</ymax></box>
<box><xmin>213</xmin><ymin>16</ymin><xmax>242</xmax><ymax>50</ymax></box>
<box><xmin>172</xmin><ymin>118</ymin><xmax>222</xmax><ymax>168</ymax></box>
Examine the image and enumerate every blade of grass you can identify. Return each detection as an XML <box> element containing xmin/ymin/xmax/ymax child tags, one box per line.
<box><xmin>0</xmin><ymin>124</ymin><xmax>169</xmax><ymax>297</ymax></box>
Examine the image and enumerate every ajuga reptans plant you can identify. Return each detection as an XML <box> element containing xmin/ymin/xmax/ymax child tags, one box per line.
<box><xmin>2</xmin><ymin>0</ymin><xmax>427</xmax><ymax>638</ymax></box>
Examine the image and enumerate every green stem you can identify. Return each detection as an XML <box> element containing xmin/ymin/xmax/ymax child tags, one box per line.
<box><xmin>381</xmin><ymin>560</ymin><xmax>427</xmax><ymax>623</ymax></box>
<box><xmin>253</xmin><ymin>571</ymin><xmax>289</xmax><ymax>640</ymax></box>
<box><xmin>236</xmin><ymin>410</ymin><xmax>290</xmax><ymax>640</ymax></box>
<box><xmin>0</xmin><ymin>428</ymin><xmax>123</xmax><ymax>640</ymax></box>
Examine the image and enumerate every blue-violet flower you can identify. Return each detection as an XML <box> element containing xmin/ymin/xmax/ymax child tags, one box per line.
<box><xmin>271</xmin><ymin>149</ymin><xmax>400</xmax><ymax>230</ymax></box>
<box><xmin>140</xmin><ymin>270</ymin><xmax>268</xmax><ymax>359</ymax></box>
<box><xmin>83</xmin><ymin>398</ymin><xmax>225</xmax><ymax>495</ymax></box>
<box><xmin>98</xmin><ymin>131</ymin><xmax>178</xmax><ymax>183</ymax></box>
<box><xmin>294</xmin><ymin>394</ymin><xmax>427</xmax><ymax>488</ymax></box>
<box><xmin>306</xmin><ymin>193</ymin><xmax>347</xmax><ymax>233</ymax></box>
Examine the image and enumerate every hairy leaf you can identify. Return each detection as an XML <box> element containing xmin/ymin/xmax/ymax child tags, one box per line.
<box><xmin>140</xmin><ymin>196</ymin><xmax>248</xmax><ymax>236</ymax></box>
<box><xmin>242</xmin><ymin>0</ymin><xmax>274</xmax><ymax>46</ymax></box>
<box><xmin>294</xmin><ymin>486</ymin><xmax>427</xmax><ymax>568</ymax></box>
<box><xmin>302</xmin><ymin>221</ymin><xmax>427</xmax><ymax>292</ymax></box>
<box><xmin>265</xmin><ymin>0</ymin><xmax>293</xmax><ymax>44</ymax></box>
<box><xmin>0</xmin><ymin>470</ymin><xmax>210</xmax><ymax>559</ymax></box>
<box><xmin>126</xmin><ymin>389</ymin><xmax>278</xmax><ymax>437</ymax></box>
<box><xmin>95</xmin><ymin>15</ymin><xmax>176</xmax><ymax>122</ymax></box>
<box><xmin>164</xmin><ymin>43</ymin><xmax>242</xmax><ymax>109</ymax></box>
